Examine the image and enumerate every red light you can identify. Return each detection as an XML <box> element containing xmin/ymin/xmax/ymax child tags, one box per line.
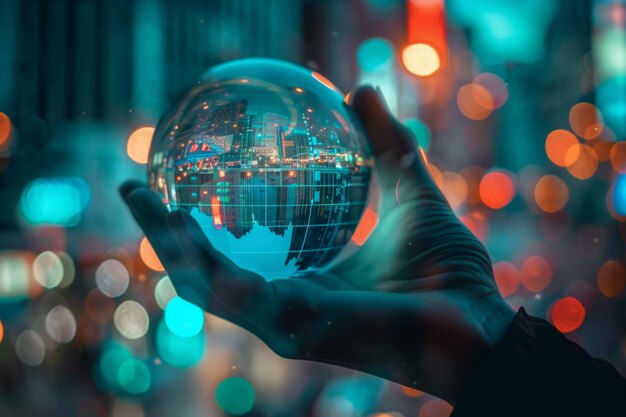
<box><xmin>406</xmin><ymin>0</ymin><xmax>446</xmax><ymax>75</ymax></box>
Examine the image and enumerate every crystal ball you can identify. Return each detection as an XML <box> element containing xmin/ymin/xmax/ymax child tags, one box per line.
<box><xmin>148</xmin><ymin>59</ymin><xmax>372</xmax><ymax>280</ymax></box>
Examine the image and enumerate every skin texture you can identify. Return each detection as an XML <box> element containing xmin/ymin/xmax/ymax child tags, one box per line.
<box><xmin>121</xmin><ymin>86</ymin><xmax>515</xmax><ymax>405</ymax></box>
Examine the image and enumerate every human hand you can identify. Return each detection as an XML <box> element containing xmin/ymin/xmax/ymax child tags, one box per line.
<box><xmin>120</xmin><ymin>86</ymin><xmax>515</xmax><ymax>404</ymax></box>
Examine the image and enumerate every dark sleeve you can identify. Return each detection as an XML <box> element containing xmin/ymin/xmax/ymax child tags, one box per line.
<box><xmin>452</xmin><ymin>307</ymin><xmax>626</xmax><ymax>417</ymax></box>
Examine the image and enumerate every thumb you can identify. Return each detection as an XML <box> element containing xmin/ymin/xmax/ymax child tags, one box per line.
<box><xmin>351</xmin><ymin>86</ymin><xmax>443</xmax><ymax>205</ymax></box>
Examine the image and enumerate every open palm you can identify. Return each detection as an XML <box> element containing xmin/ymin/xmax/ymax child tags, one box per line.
<box><xmin>121</xmin><ymin>87</ymin><xmax>514</xmax><ymax>404</ymax></box>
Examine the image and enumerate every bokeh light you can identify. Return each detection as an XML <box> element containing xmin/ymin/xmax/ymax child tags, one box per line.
<box><xmin>551</xmin><ymin>296</ymin><xmax>585</xmax><ymax>333</ymax></box>
<box><xmin>457</xmin><ymin>84</ymin><xmax>493</xmax><ymax>120</ymax></box>
<box><xmin>0</xmin><ymin>251</ymin><xmax>32</xmax><ymax>299</ymax></box>
<box><xmin>612</xmin><ymin>174</ymin><xmax>626</xmax><ymax>216</ymax></box>
<box><xmin>0</xmin><ymin>112</ymin><xmax>13</xmax><ymax>149</ymax></box>
<box><xmin>479</xmin><ymin>170</ymin><xmax>515</xmax><ymax>209</ymax></box>
<box><xmin>113</xmin><ymin>301</ymin><xmax>149</xmax><ymax>339</ymax></box>
<box><xmin>0</xmin><ymin>320</ymin><xmax>4</xmax><ymax>344</ymax></box>
<box><xmin>545</xmin><ymin>129</ymin><xmax>579</xmax><ymax>167</ymax></box>
<box><xmin>473</xmin><ymin>73</ymin><xmax>508</xmax><ymax>109</ymax></box>
<box><xmin>569</xmin><ymin>103</ymin><xmax>604</xmax><ymax>140</ymax></box>
<box><xmin>493</xmin><ymin>261</ymin><xmax>520</xmax><ymax>297</ymax></box>
<box><xmin>32</xmin><ymin>251</ymin><xmax>63</xmax><ymax>289</ymax></box>
<box><xmin>45</xmin><ymin>305</ymin><xmax>77</xmax><ymax>343</ymax></box>
<box><xmin>155</xmin><ymin>319</ymin><xmax>205</xmax><ymax>368</ymax></box>
<box><xmin>15</xmin><ymin>329</ymin><xmax>46</xmax><ymax>366</ymax></box>
<box><xmin>95</xmin><ymin>259</ymin><xmax>130</xmax><ymax>298</ymax></box>
<box><xmin>402</xmin><ymin>43</ymin><xmax>441</xmax><ymax>76</ymax></box>
<box><xmin>117</xmin><ymin>359</ymin><xmax>151</xmax><ymax>395</ymax></box>
<box><xmin>609</xmin><ymin>141</ymin><xmax>626</xmax><ymax>173</ymax></box>
<box><xmin>164</xmin><ymin>296</ymin><xmax>204</xmax><ymax>338</ymax></box>
<box><xmin>154</xmin><ymin>276</ymin><xmax>177</xmax><ymax>309</ymax></box>
<box><xmin>139</xmin><ymin>238</ymin><xmax>164</xmax><ymax>272</ymax></box>
<box><xmin>565</xmin><ymin>144</ymin><xmax>598</xmax><ymax>180</ymax></box>
<box><xmin>19</xmin><ymin>177</ymin><xmax>90</xmax><ymax>227</ymax></box>
<box><xmin>520</xmin><ymin>255</ymin><xmax>552</xmax><ymax>292</ymax></box>
<box><xmin>534</xmin><ymin>175</ymin><xmax>569</xmax><ymax>213</ymax></box>
<box><xmin>597</xmin><ymin>260</ymin><xmax>625</xmax><ymax>297</ymax></box>
<box><xmin>126</xmin><ymin>127</ymin><xmax>155</xmax><ymax>164</ymax></box>
<box><xmin>440</xmin><ymin>171</ymin><xmax>468</xmax><ymax>209</ymax></box>
<box><xmin>215</xmin><ymin>377</ymin><xmax>256</xmax><ymax>416</ymax></box>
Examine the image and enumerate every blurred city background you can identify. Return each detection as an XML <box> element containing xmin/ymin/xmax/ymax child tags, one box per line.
<box><xmin>0</xmin><ymin>0</ymin><xmax>625</xmax><ymax>416</ymax></box>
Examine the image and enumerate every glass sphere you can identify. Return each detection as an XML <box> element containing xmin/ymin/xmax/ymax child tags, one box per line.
<box><xmin>148</xmin><ymin>59</ymin><xmax>372</xmax><ymax>280</ymax></box>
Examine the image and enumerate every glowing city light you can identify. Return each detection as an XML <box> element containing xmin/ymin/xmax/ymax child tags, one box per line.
<box><xmin>127</xmin><ymin>127</ymin><xmax>155</xmax><ymax>164</ymax></box>
<box><xmin>95</xmin><ymin>259</ymin><xmax>130</xmax><ymax>298</ymax></box>
<box><xmin>154</xmin><ymin>276</ymin><xmax>177</xmax><ymax>309</ymax></box>
<box><xmin>114</xmin><ymin>301</ymin><xmax>150</xmax><ymax>339</ymax></box>
<box><xmin>139</xmin><ymin>237</ymin><xmax>164</xmax><ymax>272</ymax></box>
<box><xmin>534</xmin><ymin>175</ymin><xmax>569</xmax><ymax>213</ymax></box>
<box><xmin>0</xmin><ymin>112</ymin><xmax>12</xmax><ymax>149</ymax></box>
<box><xmin>545</xmin><ymin>130</ymin><xmax>579</xmax><ymax>167</ymax></box>
<box><xmin>569</xmin><ymin>103</ymin><xmax>604</xmax><ymax>140</ymax></box>
<box><xmin>215</xmin><ymin>377</ymin><xmax>256</xmax><ymax>416</ymax></box>
<box><xmin>551</xmin><ymin>296</ymin><xmax>585</xmax><ymax>333</ymax></box>
<box><xmin>164</xmin><ymin>296</ymin><xmax>204</xmax><ymax>338</ymax></box>
<box><xmin>45</xmin><ymin>305</ymin><xmax>77</xmax><ymax>343</ymax></box>
<box><xmin>33</xmin><ymin>251</ymin><xmax>64</xmax><ymax>289</ymax></box>
<box><xmin>520</xmin><ymin>255</ymin><xmax>552</xmax><ymax>292</ymax></box>
<box><xmin>402</xmin><ymin>43</ymin><xmax>440</xmax><ymax>76</ymax></box>
<box><xmin>15</xmin><ymin>329</ymin><xmax>45</xmax><ymax>366</ymax></box>
<box><xmin>479</xmin><ymin>171</ymin><xmax>515</xmax><ymax>209</ymax></box>
<box><xmin>493</xmin><ymin>261</ymin><xmax>520</xmax><ymax>297</ymax></box>
<box><xmin>597</xmin><ymin>260</ymin><xmax>625</xmax><ymax>297</ymax></box>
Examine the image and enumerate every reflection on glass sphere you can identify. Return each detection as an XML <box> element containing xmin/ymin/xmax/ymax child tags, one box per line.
<box><xmin>148</xmin><ymin>59</ymin><xmax>372</xmax><ymax>280</ymax></box>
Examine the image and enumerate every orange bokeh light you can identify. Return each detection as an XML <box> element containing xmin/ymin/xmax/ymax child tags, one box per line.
<box><xmin>534</xmin><ymin>175</ymin><xmax>569</xmax><ymax>213</ymax></box>
<box><xmin>473</xmin><ymin>73</ymin><xmax>508</xmax><ymax>109</ymax></box>
<box><xmin>569</xmin><ymin>102</ymin><xmax>604</xmax><ymax>140</ymax></box>
<box><xmin>351</xmin><ymin>207</ymin><xmax>379</xmax><ymax>246</ymax></box>
<box><xmin>520</xmin><ymin>255</ymin><xmax>552</xmax><ymax>292</ymax></box>
<box><xmin>552</xmin><ymin>297</ymin><xmax>585</xmax><ymax>333</ymax></box>
<box><xmin>402</xmin><ymin>43</ymin><xmax>441</xmax><ymax>77</ymax></box>
<box><xmin>565</xmin><ymin>144</ymin><xmax>598</xmax><ymax>180</ymax></box>
<box><xmin>545</xmin><ymin>129</ymin><xmax>579</xmax><ymax>167</ymax></box>
<box><xmin>440</xmin><ymin>171</ymin><xmax>468</xmax><ymax>209</ymax></box>
<box><xmin>493</xmin><ymin>261</ymin><xmax>520</xmax><ymax>297</ymax></box>
<box><xmin>479</xmin><ymin>171</ymin><xmax>515</xmax><ymax>209</ymax></box>
<box><xmin>0</xmin><ymin>319</ymin><xmax>4</xmax><ymax>344</ymax></box>
<box><xmin>127</xmin><ymin>126</ymin><xmax>155</xmax><ymax>164</ymax></box>
<box><xmin>597</xmin><ymin>260</ymin><xmax>626</xmax><ymax>298</ymax></box>
<box><xmin>609</xmin><ymin>141</ymin><xmax>626</xmax><ymax>173</ymax></box>
<box><xmin>0</xmin><ymin>112</ymin><xmax>12</xmax><ymax>148</ymax></box>
<box><xmin>457</xmin><ymin>84</ymin><xmax>493</xmax><ymax>121</ymax></box>
<box><xmin>139</xmin><ymin>237</ymin><xmax>165</xmax><ymax>271</ymax></box>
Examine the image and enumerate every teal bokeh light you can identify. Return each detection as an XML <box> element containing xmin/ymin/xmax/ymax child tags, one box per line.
<box><xmin>164</xmin><ymin>296</ymin><xmax>204</xmax><ymax>337</ymax></box>
<box><xmin>98</xmin><ymin>342</ymin><xmax>133</xmax><ymax>390</ymax></box>
<box><xmin>357</xmin><ymin>38</ymin><xmax>394</xmax><ymax>72</ymax></box>
<box><xmin>156</xmin><ymin>319</ymin><xmax>205</xmax><ymax>368</ymax></box>
<box><xmin>19</xmin><ymin>177</ymin><xmax>90</xmax><ymax>227</ymax></box>
<box><xmin>117</xmin><ymin>358</ymin><xmax>152</xmax><ymax>395</ymax></box>
<box><xmin>215</xmin><ymin>377</ymin><xmax>255</xmax><ymax>416</ymax></box>
<box><xmin>613</xmin><ymin>174</ymin><xmax>626</xmax><ymax>216</ymax></box>
<box><xmin>448</xmin><ymin>0</ymin><xmax>558</xmax><ymax>64</ymax></box>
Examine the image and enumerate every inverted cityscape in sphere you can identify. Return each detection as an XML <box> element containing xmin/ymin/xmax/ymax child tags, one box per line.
<box><xmin>148</xmin><ymin>59</ymin><xmax>372</xmax><ymax>280</ymax></box>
